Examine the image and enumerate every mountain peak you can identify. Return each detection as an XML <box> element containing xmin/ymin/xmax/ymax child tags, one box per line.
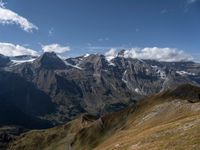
<box><xmin>0</xmin><ymin>54</ymin><xmax>11</xmax><ymax>67</ymax></box>
<box><xmin>117</xmin><ymin>49</ymin><xmax>126</xmax><ymax>57</ymax></box>
<box><xmin>34</xmin><ymin>52</ymin><xmax>67</xmax><ymax>70</ymax></box>
<box><xmin>41</xmin><ymin>52</ymin><xmax>57</xmax><ymax>58</ymax></box>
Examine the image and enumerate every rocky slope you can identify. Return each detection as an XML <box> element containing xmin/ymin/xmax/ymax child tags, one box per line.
<box><xmin>8</xmin><ymin>84</ymin><xmax>200</xmax><ymax>150</ymax></box>
<box><xmin>0</xmin><ymin>51</ymin><xmax>200</xmax><ymax>127</ymax></box>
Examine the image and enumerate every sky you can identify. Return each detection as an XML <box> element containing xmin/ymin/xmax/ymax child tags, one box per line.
<box><xmin>0</xmin><ymin>0</ymin><xmax>200</xmax><ymax>61</ymax></box>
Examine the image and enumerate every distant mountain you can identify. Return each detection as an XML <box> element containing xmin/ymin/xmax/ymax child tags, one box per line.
<box><xmin>9</xmin><ymin>84</ymin><xmax>200</xmax><ymax>150</ymax></box>
<box><xmin>33</xmin><ymin>52</ymin><xmax>67</xmax><ymax>70</ymax></box>
<box><xmin>0</xmin><ymin>51</ymin><xmax>200</xmax><ymax>127</ymax></box>
<box><xmin>0</xmin><ymin>54</ymin><xmax>10</xmax><ymax>67</ymax></box>
<box><xmin>10</xmin><ymin>55</ymin><xmax>38</xmax><ymax>60</ymax></box>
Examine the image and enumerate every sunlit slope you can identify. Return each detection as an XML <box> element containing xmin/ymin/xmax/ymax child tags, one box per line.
<box><xmin>95</xmin><ymin>86</ymin><xmax>200</xmax><ymax>150</ymax></box>
<box><xmin>9</xmin><ymin>84</ymin><xmax>200</xmax><ymax>150</ymax></box>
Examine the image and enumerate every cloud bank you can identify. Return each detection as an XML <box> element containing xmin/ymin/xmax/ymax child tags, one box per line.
<box><xmin>105</xmin><ymin>48</ymin><xmax>118</xmax><ymax>61</ymax></box>
<box><xmin>0</xmin><ymin>42</ymin><xmax>38</xmax><ymax>56</ymax></box>
<box><xmin>105</xmin><ymin>47</ymin><xmax>194</xmax><ymax>62</ymax></box>
<box><xmin>0</xmin><ymin>3</ymin><xmax>38</xmax><ymax>32</ymax></box>
<box><xmin>42</xmin><ymin>44</ymin><xmax>71</xmax><ymax>54</ymax></box>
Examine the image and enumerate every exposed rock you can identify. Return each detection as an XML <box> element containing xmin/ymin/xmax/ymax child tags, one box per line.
<box><xmin>0</xmin><ymin>52</ymin><xmax>200</xmax><ymax>126</ymax></box>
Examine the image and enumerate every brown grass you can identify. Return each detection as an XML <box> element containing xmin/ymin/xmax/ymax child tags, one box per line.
<box><xmin>9</xmin><ymin>84</ymin><xmax>200</xmax><ymax>150</ymax></box>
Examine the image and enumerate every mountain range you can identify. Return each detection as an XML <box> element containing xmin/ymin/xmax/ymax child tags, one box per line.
<box><xmin>0</xmin><ymin>51</ymin><xmax>200</xmax><ymax>125</ymax></box>
<box><xmin>0</xmin><ymin>51</ymin><xmax>200</xmax><ymax>149</ymax></box>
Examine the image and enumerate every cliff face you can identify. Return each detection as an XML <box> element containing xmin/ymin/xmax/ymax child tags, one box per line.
<box><xmin>0</xmin><ymin>52</ymin><xmax>200</xmax><ymax>126</ymax></box>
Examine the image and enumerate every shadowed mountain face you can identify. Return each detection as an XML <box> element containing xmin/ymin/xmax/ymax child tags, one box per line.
<box><xmin>0</xmin><ymin>71</ymin><xmax>55</xmax><ymax>116</ymax></box>
<box><xmin>0</xmin><ymin>51</ymin><xmax>200</xmax><ymax>126</ymax></box>
<box><xmin>33</xmin><ymin>52</ymin><xmax>67</xmax><ymax>70</ymax></box>
<box><xmin>0</xmin><ymin>55</ymin><xmax>10</xmax><ymax>67</ymax></box>
<box><xmin>0</xmin><ymin>71</ymin><xmax>54</xmax><ymax>127</ymax></box>
<box><xmin>0</xmin><ymin>101</ymin><xmax>53</xmax><ymax>129</ymax></box>
<box><xmin>9</xmin><ymin>84</ymin><xmax>200</xmax><ymax>150</ymax></box>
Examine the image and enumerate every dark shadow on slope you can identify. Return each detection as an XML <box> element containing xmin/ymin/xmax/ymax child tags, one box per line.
<box><xmin>160</xmin><ymin>84</ymin><xmax>200</xmax><ymax>103</ymax></box>
<box><xmin>0</xmin><ymin>101</ymin><xmax>53</xmax><ymax>129</ymax></box>
<box><xmin>0</xmin><ymin>71</ymin><xmax>56</xmax><ymax>130</ymax></box>
<box><xmin>0</xmin><ymin>71</ymin><xmax>55</xmax><ymax>116</ymax></box>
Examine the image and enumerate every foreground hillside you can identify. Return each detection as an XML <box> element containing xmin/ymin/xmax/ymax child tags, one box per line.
<box><xmin>9</xmin><ymin>84</ymin><xmax>200</xmax><ymax>150</ymax></box>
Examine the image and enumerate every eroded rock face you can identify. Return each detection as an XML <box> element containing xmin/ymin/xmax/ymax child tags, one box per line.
<box><xmin>0</xmin><ymin>52</ymin><xmax>200</xmax><ymax>126</ymax></box>
<box><xmin>33</xmin><ymin>52</ymin><xmax>67</xmax><ymax>70</ymax></box>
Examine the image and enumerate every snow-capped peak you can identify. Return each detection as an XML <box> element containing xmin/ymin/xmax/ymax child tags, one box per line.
<box><xmin>84</xmin><ymin>53</ymin><xmax>90</xmax><ymax>58</ymax></box>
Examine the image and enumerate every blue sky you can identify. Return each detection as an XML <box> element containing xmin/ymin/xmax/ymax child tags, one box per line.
<box><xmin>0</xmin><ymin>0</ymin><xmax>200</xmax><ymax>61</ymax></box>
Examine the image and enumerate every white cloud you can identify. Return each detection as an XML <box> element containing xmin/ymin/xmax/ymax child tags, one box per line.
<box><xmin>105</xmin><ymin>48</ymin><xmax>118</xmax><ymax>61</ymax></box>
<box><xmin>42</xmin><ymin>44</ymin><xmax>71</xmax><ymax>54</ymax></box>
<box><xmin>0</xmin><ymin>42</ymin><xmax>39</xmax><ymax>56</ymax></box>
<box><xmin>124</xmin><ymin>47</ymin><xmax>194</xmax><ymax>62</ymax></box>
<box><xmin>105</xmin><ymin>47</ymin><xmax>194</xmax><ymax>62</ymax></box>
<box><xmin>0</xmin><ymin>3</ymin><xmax>38</xmax><ymax>32</ymax></box>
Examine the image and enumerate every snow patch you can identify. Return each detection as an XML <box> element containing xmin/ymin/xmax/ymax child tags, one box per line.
<box><xmin>135</xmin><ymin>88</ymin><xmax>140</xmax><ymax>93</ymax></box>
<box><xmin>122</xmin><ymin>70</ymin><xmax>128</xmax><ymax>83</ymax></box>
<box><xmin>176</xmin><ymin>71</ymin><xmax>196</xmax><ymax>76</ymax></box>
<box><xmin>151</xmin><ymin>65</ymin><xmax>158</xmax><ymax>69</ymax></box>
<box><xmin>151</xmin><ymin>65</ymin><xmax>166</xmax><ymax>79</ymax></box>
<box><xmin>136</xmin><ymin>58</ymin><xmax>145</xmax><ymax>63</ymax></box>
<box><xmin>157</xmin><ymin>69</ymin><xmax>166</xmax><ymax>79</ymax></box>
<box><xmin>11</xmin><ymin>58</ymin><xmax>36</xmax><ymax>65</ymax></box>
<box><xmin>84</xmin><ymin>53</ymin><xmax>90</xmax><ymax>57</ymax></box>
<box><xmin>122</xmin><ymin>78</ymin><xmax>128</xmax><ymax>84</ymax></box>
<box><xmin>64</xmin><ymin>61</ymin><xmax>83</xmax><ymax>70</ymax></box>
<box><xmin>108</xmin><ymin>62</ymin><xmax>116</xmax><ymax>66</ymax></box>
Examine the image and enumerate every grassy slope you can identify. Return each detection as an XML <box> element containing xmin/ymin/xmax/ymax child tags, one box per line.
<box><xmin>95</xmin><ymin>98</ymin><xmax>200</xmax><ymax>150</ymax></box>
<box><xmin>8</xmin><ymin>118</ymin><xmax>85</xmax><ymax>150</ymax></box>
<box><xmin>9</xmin><ymin>84</ymin><xmax>200</xmax><ymax>150</ymax></box>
